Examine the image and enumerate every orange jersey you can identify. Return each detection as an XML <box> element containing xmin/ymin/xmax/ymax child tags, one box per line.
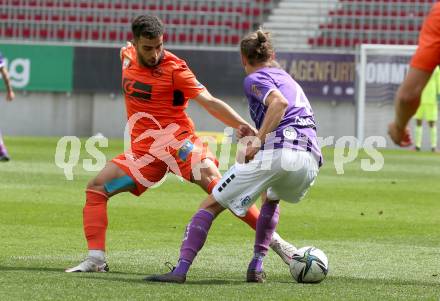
<box><xmin>121</xmin><ymin>46</ymin><xmax>205</xmax><ymax>155</ymax></box>
<box><xmin>411</xmin><ymin>2</ymin><xmax>440</xmax><ymax>72</ymax></box>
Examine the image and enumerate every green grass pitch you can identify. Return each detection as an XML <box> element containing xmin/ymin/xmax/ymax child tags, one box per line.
<box><xmin>1</xmin><ymin>136</ymin><xmax>439</xmax><ymax>300</ymax></box>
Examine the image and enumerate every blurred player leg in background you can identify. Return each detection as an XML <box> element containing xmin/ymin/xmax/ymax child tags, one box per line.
<box><xmin>0</xmin><ymin>52</ymin><xmax>15</xmax><ymax>161</ymax></box>
<box><xmin>413</xmin><ymin>66</ymin><xmax>439</xmax><ymax>152</ymax></box>
<box><xmin>428</xmin><ymin>120</ymin><xmax>438</xmax><ymax>152</ymax></box>
<box><xmin>0</xmin><ymin>129</ymin><xmax>10</xmax><ymax>161</ymax></box>
<box><xmin>414</xmin><ymin>119</ymin><xmax>423</xmax><ymax>151</ymax></box>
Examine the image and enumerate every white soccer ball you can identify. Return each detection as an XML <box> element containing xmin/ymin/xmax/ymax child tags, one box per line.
<box><xmin>289</xmin><ymin>246</ymin><xmax>328</xmax><ymax>283</ymax></box>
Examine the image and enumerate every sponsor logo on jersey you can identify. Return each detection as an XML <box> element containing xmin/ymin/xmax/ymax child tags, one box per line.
<box><xmin>292</xmin><ymin>116</ymin><xmax>316</xmax><ymax>128</ymax></box>
<box><xmin>283</xmin><ymin>126</ymin><xmax>298</xmax><ymax>140</ymax></box>
<box><xmin>240</xmin><ymin>196</ymin><xmax>252</xmax><ymax>207</ymax></box>
<box><xmin>123</xmin><ymin>78</ymin><xmax>152</xmax><ymax>101</ymax></box>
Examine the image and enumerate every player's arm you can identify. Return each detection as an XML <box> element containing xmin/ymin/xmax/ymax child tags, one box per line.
<box><xmin>389</xmin><ymin>67</ymin><xmax>431</xmax><ymax>145</ymax></box>
<box><xmin>255</xmin><ymin>89</ymin><xmax>288</xmax><ymax>144</ymax></box>
<box><xmin>0</xmin><ymin>66</ymin><xmax>15</xmax><ymax>101</ymax></box>
<box><xmin>242</xmin><ymin>89</ymin><xmax>287</xmax><ymax>162</ymax></box>
<box><xmin>193</xmin><ymin>90</ymin><xmax>252</xmax><ymax>129</ymax></box>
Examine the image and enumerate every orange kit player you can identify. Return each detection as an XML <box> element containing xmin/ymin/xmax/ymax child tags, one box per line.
<box><xmin>389</xmin><ymin>2</ymin><xmax>440</xmax><ymax>146</ymax></box>
<box><xmin>66</xmin><ymin>15</ymin><xmax>295</xmax><ymax>272</ymax></box>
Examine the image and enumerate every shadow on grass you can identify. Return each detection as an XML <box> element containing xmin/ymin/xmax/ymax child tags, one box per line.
<box><xmin>79</xmin><ymin>274</ymin><xmax>243</xmax><ymax>286</ymax></box>
<box><xmin>0</xmin><ymin>265</ymin><xmax>148</xmax><ymax>276</ymax></box>
<box><xmin>2</xmin><ymin>265</ymin><xmax>438</xmax><ymax>287</ymax></box>
<box><xmin>0</xmin><ymin>265</ymin><xmax>62</xmax><ymax>273</ymax></box>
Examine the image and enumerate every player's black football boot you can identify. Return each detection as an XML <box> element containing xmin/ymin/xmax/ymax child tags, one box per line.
<box><xmin>144</xmin><ymin>262</ymin><xmax>186</xmax><ymax>284</ymax></box>
<box><xmin>246</xmin><ymin>269</ymin><xmax>266</xmax><ymax>283</ymax></box>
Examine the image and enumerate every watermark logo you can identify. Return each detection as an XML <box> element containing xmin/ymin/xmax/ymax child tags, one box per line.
<box><xmin>54</xmin><ymin>115</ymin><xmax>387</xmax><ymax>186</ymax></box>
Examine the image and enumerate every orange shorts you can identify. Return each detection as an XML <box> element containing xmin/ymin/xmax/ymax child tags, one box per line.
<box><xmin>410</xmin><ymin>3</ymin><xmax>440</xmax><ymax>72</ymax></box>
<box><xmin>111</xmin><ymin>133</ymin><xmax>218</xmax><ymax>196</ymax></box>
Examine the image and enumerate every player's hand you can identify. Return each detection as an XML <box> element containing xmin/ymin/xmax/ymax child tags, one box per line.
<box><xmin>119</xmin><ymin>41</ymin><xmax>133</xmax><ymax>60</ymax></box>
<box><xmin>245</xmin><ymin>144</ymin><xmax>260</xmax><ymax>163</ymax></box>
<box><xmin>236</xmin><ymin>135</ymin><xmax>260</xmax><ymax>164</ymax></box>
<box><xmin>388</xmin><ymin>122</ymin><xmax>412</xmax><ymax>147</ymax></box>
<box><xmin>6</xmin><ymin>90</ymin><xmax>14</xmax><ymax>101</ymax></box>
<box><xmin>237</xmin><ymin>124</ymin><xmax>257</xmax><ymax>140</ymax></box>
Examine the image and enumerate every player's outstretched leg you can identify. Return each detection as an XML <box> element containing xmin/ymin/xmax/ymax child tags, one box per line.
<box><xmin>247</xmin><ymin>200</ymin><xmax>280</xmax><ymax>283</ymax></box>
<box><xmin>66</xmin><ymin>162</ymin><xmax>135</xmax><ymax>273</ymax></box>
<box><xmin>144</xmin><ymin>197</ymin><xmax>225</xmax><ymax>283</ymax></box>
<box><xmin>65</xmin><ymin>190</ymin><xmax>110</xmax><ymax>273</ymax></box>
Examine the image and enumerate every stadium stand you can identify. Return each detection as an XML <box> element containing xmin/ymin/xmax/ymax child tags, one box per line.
<box><xmin>264</xmin><ymin>0</ymin><xmax>435</xmax><ymax>50</ymax></box>
<box><xmin>0</xmin><ymin>0</ymin><xmax>275</xmax><ymax>46</ymax></box>
<box><xmin>1</xmin><ymin>0</ymin><xmax>436</xmax><ymax>49</ymax></box>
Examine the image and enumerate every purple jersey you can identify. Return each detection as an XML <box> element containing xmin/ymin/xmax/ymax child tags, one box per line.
<box><xmin>243</xmin><ymin>67</ymin><xmax>323</xmax><ymax>166</ymax></box>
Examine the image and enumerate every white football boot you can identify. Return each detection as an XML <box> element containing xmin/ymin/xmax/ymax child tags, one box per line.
<box><xmin>65</xmin><ymin>256</ymin><xmax>109</xmax><ymax>273</ymax></box>
<box><xmin>269</xmin><ymin>232</ymin><xmax>297</xmax><ymax>265</ymax></box>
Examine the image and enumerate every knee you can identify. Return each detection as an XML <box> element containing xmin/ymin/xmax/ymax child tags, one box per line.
<box><xmin>86</xmin><ymin>178</ymin><xmax>106</xmax><ymax>194</ymax></box>
<box><xmin>199</xmin><ymin>195</ymin><xmax>225</xmax><ymax>217</ymax></box>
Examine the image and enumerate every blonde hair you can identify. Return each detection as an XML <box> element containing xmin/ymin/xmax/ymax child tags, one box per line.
<box><xmin>240</xmin><ymin>29</ymin><xmax>274</xmax><ymax>66</ymax></box>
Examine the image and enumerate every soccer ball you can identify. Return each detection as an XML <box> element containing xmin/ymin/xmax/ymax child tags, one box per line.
<box><xmin>289</xmin><ymin>246</ymin><xmax>328</xmax><ymax>283</ymax></box>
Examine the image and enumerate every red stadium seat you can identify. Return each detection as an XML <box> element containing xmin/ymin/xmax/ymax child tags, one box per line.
<box><xmin>5</xmin><ymin>27</ymin><xmax>14</xmax><ymax>37</ymax></box>
<box><xmin>91</xmin><ymin>30</ymin><xmax>100</xmax><ymax>40</ymax></box>
<box><xmin>62</xmin><ymin>1</ymin><xmax>72</xmax><ymax>8</ymax></box>
<box><xmin>214</xmin><ymin>34</ymin><xmax>223</xmax><ymax>44</ymax></box>
<box><xmin>73</xmin><ymin>30</ymin><xmax>82</xmax><ymax>40</ymax></box>
<box><xmin>56</xmin><ymin>28</ymin><xmax>66</xmax><ymax>39</ymax></box>
<box><xmin>109</xmin><ymin>31</ymin><xmax>118</xmax><ymax>41</ymax></box>
<box><xmin>22</xmin><ymin>28</ymin><xmax>31</xmax><ymax>38</ymax></box>
<box><xmin>39</xmin><ymin>28</ymin><xmax>48</xmax><ymax>39</ymax></box>
<box><xmin>178</xmin><ymin>33</ymin><xmax>187</xmax><ymax>43</ymax></box>
<box><xmin>119</xmin><ymin>17</ymin><xmax>129</xmax><ymax>24</ymax></box>
<box><xmin>196</xmin><ymin>33</ymin><xmax>205</xmax><ymax>43</ymax></box>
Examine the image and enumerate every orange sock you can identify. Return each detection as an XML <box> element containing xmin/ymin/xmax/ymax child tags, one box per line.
<box><xmin>237</xmin><ymin>204</ymin><xmax>260</xmax><ymax>230</ymax></box>
<box><xmin>206</xmin><ymin>178</ymin><xmax>219</xmax><ymax>194</ymax></box>
<box><xmin>83</xmin><ymin>189</ymin><xmax>108</xmax><ymax>250</ymax></box>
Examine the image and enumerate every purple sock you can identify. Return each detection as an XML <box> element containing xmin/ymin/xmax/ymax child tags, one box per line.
<box><xmin>248</xmin><ymin>252</ymin><xmax>265</xmax><ymax>272</ymax></box>
<box><xmin>254</xmin><ymin>202</ymin><xmax>280</xmax><ymax>255</ymax></box>
<box><xmin>173</xmin><ymin>259</ymin><xmax>191</xmax><ymax>275</ymax></box>
<box><xmin>173</xmin><ymin>209</ymin><xmax>214</xmax><ymax>275</ymax></box>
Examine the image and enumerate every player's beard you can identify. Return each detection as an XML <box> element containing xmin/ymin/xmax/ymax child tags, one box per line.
<box><xmin>139</xmin><ymin>51</ymin><xmax>164</xmax><ymax>68</ymax></box>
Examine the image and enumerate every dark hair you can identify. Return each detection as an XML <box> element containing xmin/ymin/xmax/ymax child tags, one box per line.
<box><xmin>240</xmin><ymin>29</ymin><xmax>274</xmax><ymax>66</ymax></box>
<box><xmin>131</xmin><ymin>15</ymin><xmax>164</xmax><ymax>40</ymax></box>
